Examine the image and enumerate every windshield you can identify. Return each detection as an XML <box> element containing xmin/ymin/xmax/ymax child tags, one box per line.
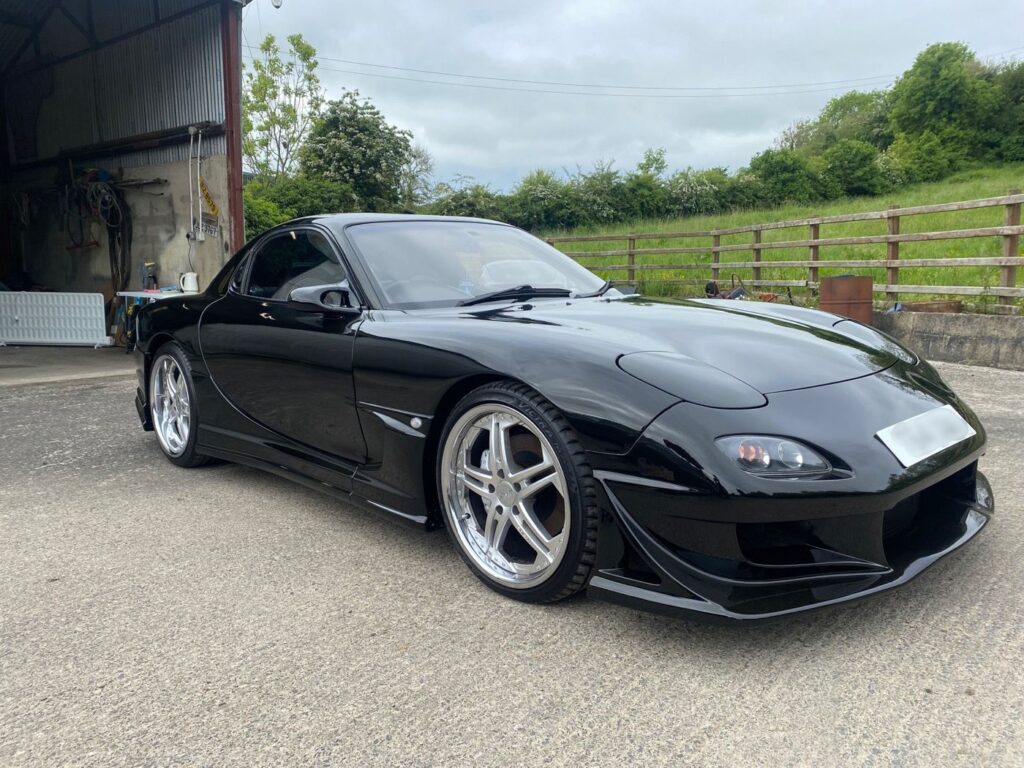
<box><xmin>346</xmin><ymin>220</ymin><xmax>607</xmax><ymax>309</ymax></box>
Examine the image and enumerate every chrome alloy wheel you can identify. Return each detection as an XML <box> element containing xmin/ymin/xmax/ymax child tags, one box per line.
<box><xmin>151</xmin><ymin>356</ymin><xmax>191</xmax><ymax>457</ymax></box>
<box><xmin>441</xmin><ymin>404</ymin><xmax>571</xmax><ymax>588</ymax></box>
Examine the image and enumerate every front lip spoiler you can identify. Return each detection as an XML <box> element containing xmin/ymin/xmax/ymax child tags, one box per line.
<box><xmin>589</xmin><ymin>468</ymin><xmax>995</xmax><ymax>626</ymax></box>
<box><xmin>587</xmin><ymin>505</ymin><xmax>989</xmax><ymax>624</ymax></box>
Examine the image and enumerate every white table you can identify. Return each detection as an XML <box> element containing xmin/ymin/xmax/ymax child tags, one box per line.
<box><xmin>116</xmin><ymin>290</ymin><xmax>199</xmax><ymax>303</ymax></box>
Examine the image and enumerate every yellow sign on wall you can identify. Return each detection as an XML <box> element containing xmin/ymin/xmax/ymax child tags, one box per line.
<box><xmin>199</xmin><ymin>177</ymin><xmax>220</xmax><ymax>218</ymax></box>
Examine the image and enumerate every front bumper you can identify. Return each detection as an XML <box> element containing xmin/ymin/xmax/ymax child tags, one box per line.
<box><xmin>585</xmin><ymin>366</ymin><xmax>993</xmax><ymax>623</ymax></box>
<box><xmin>587</xmin><ymin>467</ymin><xmax>992</xmax><ymax>623</ymax></box>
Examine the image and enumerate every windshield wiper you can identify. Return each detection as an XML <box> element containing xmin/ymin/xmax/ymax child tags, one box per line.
<box><xmin>573</xmin><ymin>281</ymin><xmax>612</xmax><ymax>298</ymax></box>
<box><xmin>458</xmin><ymin>284</ymin><xmax>573</xmax><ymax>307</ymax></box>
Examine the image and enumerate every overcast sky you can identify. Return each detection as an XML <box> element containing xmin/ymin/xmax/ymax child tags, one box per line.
<box><xmin>241</xmin><ymin>0</ymin><xmax>1024</xmax><ymax>192</ymax></box>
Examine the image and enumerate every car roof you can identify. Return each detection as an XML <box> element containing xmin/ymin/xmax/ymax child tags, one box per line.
<box><xmin>281</xmin><ymin>213</ymin><xmax>508</xmax><ymax>230</ymax></box>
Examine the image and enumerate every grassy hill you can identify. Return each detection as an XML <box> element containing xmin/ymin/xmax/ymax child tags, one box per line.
<box><xmin>542</xmin><ymin>164</ymin><xmax>1024</xmax><ymax>309</ymax></box>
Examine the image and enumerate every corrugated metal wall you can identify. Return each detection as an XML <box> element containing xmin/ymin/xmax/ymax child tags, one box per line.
<box><xmin>6</xmin><ymin>1</ymin><xmax>226</xmax><ymax>165</ymax></box>
<box><xmin>78</xmin><ymin>134</ymin><xmax>228</xmax><ymax>170</ymax></box>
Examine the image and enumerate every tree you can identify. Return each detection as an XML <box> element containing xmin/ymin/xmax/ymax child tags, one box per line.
<box><xmin>822</xmin><ymin>139</ymin><xmax>886</xmax><ymax>196</ymax></box>
<box><xmin>888</xmin><ymin>42</ymin><xmax>1000</xmax><ymax>159</ymax></box>
<box><xmin>817</xmin><ymin>90</ymin><xmax>892</xmax><ymax>150</ymax></box>
<box><xmin>992</xmin><ymin>61</ymin><xmax>1024</xmax><ymax>161</ymax></box>
<box><xmin>398</xmin><ymin>143</ymin><xmax>435</xmax><ymax>209</ymax></box>
<box><xmin>301</xmin><ymin>91</ymin><xmax>414</xmax><ymax>210</ymax></box>
<box><xmin>242</xmin><ymin>34</ymin><xmax>324</xmax><ymax>182</ymax></box>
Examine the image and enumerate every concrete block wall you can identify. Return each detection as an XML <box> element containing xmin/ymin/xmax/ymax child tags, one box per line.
<box><xmin>7</xmin><ymin>154</ymin><xmax>233</xmax><ymax>298</ymax></box>
<box><xmin>874</xmin><ymin>311</ymin><xmax>1024</xmax><ymax>371</ymax></box>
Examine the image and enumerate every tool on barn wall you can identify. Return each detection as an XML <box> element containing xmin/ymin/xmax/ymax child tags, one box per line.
<box><xmin>60</xmin><ymin>166</ymin><xmax>134</xmax><ymax>296</ymax></box>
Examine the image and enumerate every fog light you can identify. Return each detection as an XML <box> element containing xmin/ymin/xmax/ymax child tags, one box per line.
<box><xmin>716</xmin><ymin>435</ymin><xmax>832</xmax><ymax>478</ymax></box>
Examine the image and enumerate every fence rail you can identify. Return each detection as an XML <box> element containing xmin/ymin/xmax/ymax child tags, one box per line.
<box><xmin>545</xmin><ymin>191</ymin><xmax>1024</xmax><ymax>306</ymax></box>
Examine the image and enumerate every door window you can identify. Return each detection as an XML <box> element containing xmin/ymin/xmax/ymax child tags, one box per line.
<box><xmin>245</xmin><ymin>230</ymin><xmax>347</xmax><ymax>301</ymax></box>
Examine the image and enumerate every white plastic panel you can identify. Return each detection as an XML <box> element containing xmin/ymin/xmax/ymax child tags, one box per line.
<box><xmin>0</xmin><ymin>292</ymin><xmax>112</xmax><ymax>347</ymax></box>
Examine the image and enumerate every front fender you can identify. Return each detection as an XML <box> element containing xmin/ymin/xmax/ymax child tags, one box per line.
<box><xmin>352</xmin><ymin>310</ymin><xmax>681</xmax><ymax>454</ymax></box>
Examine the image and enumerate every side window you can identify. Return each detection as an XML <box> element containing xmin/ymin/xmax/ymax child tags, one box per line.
<box><xmin>245</xmin><ymin>230</ymin><xmax>347</xmax><ymax>301</ymax></box>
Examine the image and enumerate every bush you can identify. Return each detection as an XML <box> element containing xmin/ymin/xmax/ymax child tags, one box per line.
<box><xmin>822</xmin><ymin>139</ymin><xmax>887</xmax><ymax>196</ymax></box>
<box><xmin>748</xmin><ymin>148</ymin><xmax>824</xmax><ymax>204</ymax></box>
<box><xmin>258</xmin><ymin>175</ymin><xmax>358</xmax><ymax>219</ymax></box>
<box><xmin>665</xmin><ymin>168</ymin><xmax>723</xmax><ymax>216</ymax></box>
<box><xmin>887</xmin><ymin>130</ymin><xmax>962</xmax><ymax>182</ymax></box>
<box><xmin>429</xmin><ymin>180</ymin><xmax>506</xmax><ymax>220</ymax></box>
<box><xmin>242</xmin><ymin>186</ymin><xmax>290</xmax><ymax>241</ymax></box>
<box><xmin>507</xmin><ymin>170</ymin><xmax>572</xmax><ymax>230</ymax></box>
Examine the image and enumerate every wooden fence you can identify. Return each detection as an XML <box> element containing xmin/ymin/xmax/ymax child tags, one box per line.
<box><xmin>545</xmin><ymin>191</ymin><xmax>1024</xmax><ymax>307</ymax></box>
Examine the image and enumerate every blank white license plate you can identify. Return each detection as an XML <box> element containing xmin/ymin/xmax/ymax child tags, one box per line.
<box><xmin>875</xmin><ymin>404</ymin><xmax>976</xmax><ymax>468</ymax></box>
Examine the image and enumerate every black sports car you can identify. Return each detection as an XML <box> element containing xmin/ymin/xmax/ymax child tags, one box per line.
<box><xmin>133</xmin><ymin>214</ymin><xmax>993</xmax><ymax>622</ymax></box>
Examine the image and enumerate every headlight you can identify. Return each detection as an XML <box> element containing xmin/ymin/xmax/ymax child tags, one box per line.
<box><xmin>715</xmin><ymin>435</ymin><xmax>832</xmax><ymax>478</ymax></box>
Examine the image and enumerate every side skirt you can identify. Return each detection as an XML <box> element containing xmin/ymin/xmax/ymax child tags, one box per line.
<box><xmin>198</xmin><ymin>444</ymin><xmax>432</xmax><ymax>530</ymax></box>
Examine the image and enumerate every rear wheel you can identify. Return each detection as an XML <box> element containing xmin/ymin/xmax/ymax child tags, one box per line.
<box><xmin>438</xmin><ymin>382</ymin><xmax>598</xmax><ymax>603</ymax></box>
<box><xmin>149</xmin><ymin>342</ymin><xmax>210</xmax><ymax>468</ymax></box>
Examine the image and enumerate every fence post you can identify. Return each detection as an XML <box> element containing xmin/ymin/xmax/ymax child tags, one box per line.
<box><xmin>886</xmin><ymin>205</ymin><xmax>900</xmax><ymax>304</ymax></box>
<box><xmin>752</xmin><ymin>228</ymin><xmax>762</xmax><ymax>284</ymax></box>
<box><xmin>626</xmin><ymin>235</ymin><xmax>637</xmax><ymax>285</ymax></box>
<box><xmin>1000</xmin><ymin>189</ymin><xmax>1021</xmax><ymax>310</ymax></box>
<box><xmin>712</xmin><ymin>233</ymin><xmax>721</xmax><ymax>284</ymax></box>
<box><xmin>808</xmin><ymin>223</ymin><xmax>820</xmax><ymax>289</ymax></box>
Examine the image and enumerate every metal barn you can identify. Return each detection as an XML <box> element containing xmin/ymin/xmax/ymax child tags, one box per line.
<box><xmin>0</xmin><ymin>0</ymin><xmax>245</xmax><ymax>345</ymax></box>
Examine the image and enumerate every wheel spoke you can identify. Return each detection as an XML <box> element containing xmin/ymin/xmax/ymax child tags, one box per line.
<box><xmin>508</xmin><ymin>456</ymin><xmax>554</xmax><ymax>485</ymax></box>
<box><xmin>483</xmin><ymin>507</ymin><xmax>511</xmax><ymax>555</ymax></box>
<box><xmin>513</xmin><ymin>461</ymin><xmax>561</xmax><ymax>501</ymax></box>
<box><xmin>511</xmin><ymin>502</ymin><xmax>556</xmax><ymax>563</ymax></box>
<box><xmin>488</xmin><ymin>414</ymin><xmax>514</xmax><ymax>474</ymax></box>
<box><xmin>458</xmin><ymin>458</ymin><xmax>492</xmax><ymax>498</ymax></box>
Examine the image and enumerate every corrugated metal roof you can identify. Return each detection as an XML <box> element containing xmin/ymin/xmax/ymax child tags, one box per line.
<box><xmin>0</xmin><ymin>0</ymin><xmax>245</xmax><ymax>74</ymax></box>
<box><xmin>0</xmin><ymin>0</ymin><xmax>61</xmax><ymax>71</ymax></box>
<box><xmin>5</xmin><ymin>0</ymin><xmax>235</xmax><ymax>163</ymax></box>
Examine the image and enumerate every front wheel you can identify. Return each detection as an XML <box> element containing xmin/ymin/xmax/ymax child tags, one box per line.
<box><xmin>149</xmin><ymin>342</ymin><xmax>210</xmax><ymax>468</ymax></box>
<box><xmin>438</xmin><ymin>382</ymin><xmax>598</xmax><ymax>603</ymax></box>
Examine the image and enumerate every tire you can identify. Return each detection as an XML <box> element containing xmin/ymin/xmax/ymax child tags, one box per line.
<box><xmin>149</xmin><ymin>342</ymin><xmax>211</xmax><ymax>468</ymax></box>
<box><xmin>438</xmin><ymin>381</ymin><xmax>598</xmax><ymax>603</ymax></box>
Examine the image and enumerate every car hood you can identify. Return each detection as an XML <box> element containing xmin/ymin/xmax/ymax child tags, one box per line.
<box><xmin>466</xmin><ymin>295</ymin><xmax>896</xmax><ymax>394</ymax></box>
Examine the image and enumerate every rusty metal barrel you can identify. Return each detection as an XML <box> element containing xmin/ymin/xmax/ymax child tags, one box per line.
<box><xmin>819</xmin><ymin>275</ymin><xmax>874</xmax><ymax>324</ymax></box>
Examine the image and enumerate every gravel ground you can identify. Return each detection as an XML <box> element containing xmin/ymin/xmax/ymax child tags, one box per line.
<box><xmin>0</xmin><ymin>362</ymin><xmax>1021</xmax><ymax>767</ymax></box>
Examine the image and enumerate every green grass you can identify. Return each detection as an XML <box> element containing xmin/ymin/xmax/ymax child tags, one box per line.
<box><xmin>542</xmin><ymin>164</ymin><xmax>1024</xmax><ymax>310</ymax></box>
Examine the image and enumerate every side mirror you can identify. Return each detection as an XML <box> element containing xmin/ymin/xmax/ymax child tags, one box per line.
<box><xmin>288</xmin><ymin>281</ymin><xmax>355</xmax><ymax>312</ymax></box>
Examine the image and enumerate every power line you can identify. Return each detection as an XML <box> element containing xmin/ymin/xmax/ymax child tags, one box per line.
<box><xmin>240</xmin><ymin>43</ymin><xmax>896</xmax><ymax>93</ymax></box>
<box><xmin>242</xmin><ymin>53</ymin><xmax>893</xmax><ymax>99</ymax></box>
<box><xmin>315</xmin><ymin>64</ymin><xmax>893</xmax><ymax>98</ymax></box>
<box><xmin>241</xmin><ymin>42</ymin><xmax>1021</xmax><ymax>100</ymax></box>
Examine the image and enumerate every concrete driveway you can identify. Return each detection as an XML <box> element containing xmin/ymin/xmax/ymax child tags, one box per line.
<box><xmin>1</xmin><ymin>362</ymin><xmax>1021</xmax><ymax>767</ymax></box>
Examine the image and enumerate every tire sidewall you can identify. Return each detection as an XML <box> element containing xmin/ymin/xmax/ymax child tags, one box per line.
<box><xmin>438</xmin><ymin>385</ymin><xmax>591</xmax><ymax>603</ymax></box>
